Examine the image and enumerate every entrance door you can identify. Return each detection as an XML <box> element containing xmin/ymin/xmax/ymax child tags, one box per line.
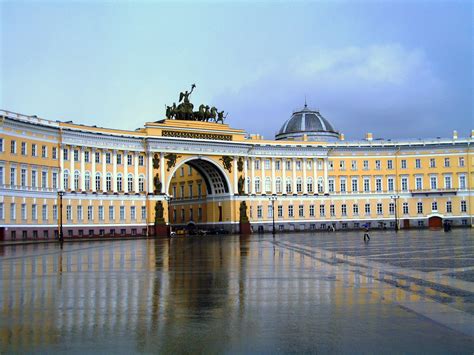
<box><xmin>428</xmin><ymin>216</ymin><xmax>442</xmax><ymax>229</ymax></box>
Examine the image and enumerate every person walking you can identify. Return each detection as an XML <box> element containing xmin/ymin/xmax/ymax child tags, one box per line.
<box><xmin>363</xmin><ymin>225</ymin><xmax>370</xmax><ymax>242</ymax></box>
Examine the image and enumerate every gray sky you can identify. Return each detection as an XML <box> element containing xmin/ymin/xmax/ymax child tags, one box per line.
<box><xmin>1</xmin><ymin>1</ymin><xmax>472</xmax><ymax>140</ymax></box>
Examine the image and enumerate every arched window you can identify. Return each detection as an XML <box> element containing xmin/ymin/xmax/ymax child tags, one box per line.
<box><xmin>296</xmin><ymin>177</ymin><xmax>302</xmax><ymax>193</ymax></box>
<box><xmin>286</xmin><ymin>178</ymin><xmax>292</xmax><ymax>194</ymax></box>
<box><xmin>74</xmin><ymin>170</ymin><xmax>80</xmax><ymax>191</ymax></box>
<box><xmin>128</xmin><ymin>174</ymin><xmax>133</xmax><ymax>192</ymax></box>
<box><xmin>318</xmin><ymin>177</ymin><xmax>324</xmax><ymax>193</ymax></box>
<box><xmin>95</xmin><ymin>173</ymin><xmax>101</xmax><ymax>191</ymax></box>
<box><xmin>84</xmin><ymin>172</ymin><xmax>91</xmax><ymax>191</ymax></box>
<box><xmin>117</xmin><ymin>173</ymin><xmax>122</xmax><ymax>192</ymax></box>
<box><xmin>254</xmin><ymin>177</ymin><xmax>260</xmax><ymax>193</ymax></box>
<box><xmin>265</xmin><ymin>177</ymin><xmax>271</xmax><ymax>193</ymax></box>
<box><xmin>307</xmin><ymin>177</ymin><xmax>313</xmax><ymax>193</ymax></box>
<box><xmin>276</xmin><ymin>177</ymin><xmax>282</xmax><ymax>193</ymax></box>
<box><xmin>63</xmin><ymin>170</ymin><xmax>69</xmax><ymax>190</ymax></box>
<box><xmin>106</xmin><ymin>173</ymin><xmax>112</xmax><ymax>192</ymax></box>
<box><xmin>138</xmin><ymin>175</ymin><xmax>145</xmax><ymax>192</ymax></box>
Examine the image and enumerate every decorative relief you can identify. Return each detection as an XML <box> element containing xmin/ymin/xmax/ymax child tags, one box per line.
<box><xmin>152</xmin><ymin>153</ymin><xmax>160</xmax><ymax>169</ymax></box>
<box><xmin>153</xmin><ymin>173</ymin><xmax>162</xmax><ymax>194</ymax></box>
<box><xmin>239</xmin><ymin>201</ymin><xmax>249</xmax><ymax>223</ymax></box>
<box><xmin>220</xmin><ymin>156</ymin><xmax>233</xmax><ymax>173</ymax></box>
<box><xmin>162</xmin><ymin>130</ymin><xmax>232</xmax><ymax>141</ymax></box>
<box><xmin>238</xmin><ymin>176</ymin><xmax>245</xmax><ymax>195</ymax></box>
<box><xmin>154</xmin><ymin>201</ymin><xmax>165</xmax><ymax>225</ymax></box>
<box><xmin>165</xmin><ymin>153</ymin><xmax>181</xmax><ymax>171</ymax></box>
<box><xmin>237</xmin><ymin>157</ymin><xmax>244</xmax><ymax>172</ymax></box>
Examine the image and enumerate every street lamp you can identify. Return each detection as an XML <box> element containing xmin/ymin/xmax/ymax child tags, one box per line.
<box><xmin>391</xmin><ymin>195</ymin><xmax>400</xmax><ymax>232</ymax></box>
<box><xmin>269</xmin><ymin>194</ymin><xmax>278</xmax><ymax>236</ymax></box>
<box><xmin>164</xmin><ymin>194</ymin><xmax>173</xmax><ymax>237</ymax></box>
<box><xmin>58</xmin><ymin>190</ymin><xmax>65</xmax><ymax>243</ymax></box>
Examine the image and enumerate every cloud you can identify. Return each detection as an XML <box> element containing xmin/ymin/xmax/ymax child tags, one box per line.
<box><xmin>214</xmin><ymin>44</ymin><xmax>452</xmax><ymax>140</ymax></box>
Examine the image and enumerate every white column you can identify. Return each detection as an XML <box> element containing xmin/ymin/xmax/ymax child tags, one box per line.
<box><xmin>271</xmin><ymin>158</ymin><xmax>276</xmax><ymax>194</ymax></box>
<box><xmin>80</xmin><ymin>148</ymin><xmax>85</xmax><ymax>191</ymax></box>
<box><xmin>160</xmin><ymin>152</ymin><xmax>165</xmax><ymax>194</ymax></box>
<box><xmin>282</xmin><ymin>158</ymin><xmax>286</xmax><ymax>194</ymax></box>
<box><xmin>250</xmin><ymin>158</ymin><xmax>255</xmax><ymax>194</ymax></box>
<box><xmin>313</xmin><ymin>158</ymin><xmax>317</xmax><ymax>194</ymax></box>
<box><xmin>124</xmin><ymin>150</ymin><xmax>128</xmax><ymax>193</ymax></box>
<box><xmin>147</xmin><ymin>153</ymin><xmax>153</xmax><ymax>193</ymax></box>
<box><xmin>112</xmin><ymin>150</ymin><xmax>117</xmax><ymax>193</ymax></box>
<box><xmin>233</xmin><ymin>156</ymin><xmax>238</xmax><ymax>195</ymax></box>
<box><xmin>59</xmin><ymin>145</ymin><xmax>64</xmax><ymax>190</ymax></box>
<box><xmin>303</xmin><ymin>158</ymin><xmax>307</xmax><ymax>194</ymax></box>
<box><xmin>292</xmin><ymin>158</ymin><xmax>297</xmax><ymax>194</ymax></box>
<box><xmin>70</xmin><ymin>146</ymin><xmax>75</xmax><ymax>190</ymax></box>
<box><xmin>102</xmin><ymin>150</ymin><xmax>107</xmax><ymax>192</ymax></box>
<box><xmin>244</xmin><ymin>157</ymin><xmax>249</xmax><ymax>194</ymax></box>
<box><xmin>261</xmin><ymin>158</ymin><xmax>265</xmax><ymax>194</ymax></box>
<box><xmin>91</xmin><ymin>149</ymin><xmax>96</xmax><ymax>192</ymax></box>
<box><xmin>134</xmin><ymin>153</ymin><xmax>139</xmax><ymax>193</ymax></box>
<box><xmin>324</xmin><ymin>158</ymin><xmax>329</xmax><ymax>193</ymax></box>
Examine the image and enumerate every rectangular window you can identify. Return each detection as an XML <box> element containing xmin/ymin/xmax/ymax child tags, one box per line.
<box><xmin>364</xmin><ymin>203</ymin><xmax>371</xmax><ymax>216</ymax></box>
<box><xmin>444</xmin><ymin>158</ymin><xmax>450</xmax><ymax>167</ymax></box>
<box><xmin>387</xmin><ymin>177</ymin><xmax>394</xmax><ymax>192</ymax></box>
<box><xmin>375</xmin><ymin>160</ymin><xmax>381</xmax><ymax>170</ymax></box>
<box><xmin>88</xmin><ymin>206</ymin><xmax>93</xmax><ymax>221</ymax></box>
<box><xmin>267</xmin><ymin>205</ymin><xmax>273</xmax><ymax>218</ymax></box>
<box><xmin>52</xmin><ymin>205</ymin><xmax>57</xmax><ymax>220</ymax></box>
<box><xmin>309</xmin><ymin>205</ymin><xmax>315</xmax><ymax>217</ymax></box>
<box><xmin>401</xmin><ymin>160</ymin><xmax>407</xmax><ymax>169</ymax></box>
<box><xmin>255</xmin><ymin>160</ymin><xmax>260</xmax><ymax>170</ymax></box>
<box><xmin>444</xmin><ymin>176</ymin><xmax>452</xmax><ymax>189</ymax></box>
<box><xmin>339</xmin><ymin>160</ymin><xmax>345</xmax><ymax>170</ymax></box>
<box><xmin>288</xmin><ymin>205</ymin><xmax>294</xmax><ymax>217</ymax></box>
<box><xmin>0</xmin><ymin>138</ymin><xmax>3</xmax><ymax>152</ymax></box>
<box><xmin>376</xmin><ymin>203</ymin><xmax>383</xmax><ymax>215</ymax></box>
<box><xmin>375</xmin><ymin>178</ymin><xmax>382</xmax><ymax>192</ymax></box>
<box><xmin>319</xmin><ymin>205</ymin><xmax>325</xmax><ymax>217</ymax></box>
<box><xmin>130</xmin><ymin>206</ymin><xmax>136</xmax><ymax>220</ymax></box>
<box><xmin>32</xmin><ymin>204</ymin><xmax>37</xmax><ymax>220</ymax></box>
<box><xmin>139</xmin><ymin>155</ymin><xmax>144</xmax><ymax>166</ymax></box>
<box><xmin>461</xmin><ymin>200</ymin><xmax>467</xmax><ymax>213</ymax></box>
<box><xmin>41</xmin><ymin>171</ymin><xmax>47</xmax><ymax>188</ymax></box>
<box><xmin>353</xmin><ymin>204</ymin><xmax>359</xmax><ymax>215</ymax></box>
<box><xmin>286</xmin><ymin>160</ymin><xmax>291</xmax><ymax>170</ymax></box>
<box><xmin>432</xmin><ymin>202</ymin><xmax>438</xmax><ymax>212</ymax></box>
<box><xmin>21</xmin><ymin>142</ymin><xmax>27</xmax><ymax>155</ymax></box>
<box><xmin>458</xmin><ymin>157</ymin><xmax>465</xmax><ymax>167</ymax></box>
<box><xmin>42</xmin><ymin>204</ymin><xmax>47</xmax><ymax>221</ymax></box>
<box><xmin>141</xmin><ymin>206</ymin><xmax>146</xmax><ymax>220</ymax></box>
<box><xmin>11</xmin><ymin>140</ymin><xmax>16</xmax><ymax>154</ymax></box>
<box><xmin>415</xmin><ymin>177</ymin><xmax>423</xmax><ymax>190</ymax></box>
<box><xmin>52</xmin><ymin>172</ymin><xmax>58</xmax><ymax>189</ymax></box>
<box><xmin>66</xmin><ymin>205</ymin><xmax>72</xmax><ymax>220</ymax></box>
<box><xmin>265</xmin><ymin>159</ymin><xmax>271</xmax><ymax>170</ymax></box>
<box><xmin>21</xmin><ymin>168</ymin><xmax>27</xmax><ymax>187</ymax></box>
<box><xmin>257</xmin><ymin>205</ymin><xmax>262</xmax><ymax>219</ymax></box>
<box><xmin>125</xmin><ymin>154</ymin><xmax>132</xmax><ymax>166</ymax></box>
<box><xmin>40</xmin><ymin>145</ymin><xmax>47</xmax><ymax>158</ymax></box>
<box><xmin>351</xmin><ymin>160</ymin><xmax>357</xmax><ymax>170</ymax></box>
<box><xmin>446</xmin><ymin>201</ymin><xmax>452</xmax><ymax>213</ymax></box>
<box><xmin>299</xmin><ymin>205</ymin><xmax>304</xmax><ymax>217</ymax></box>
<box><xmin>0</xmin><ymin>166</ymin><xmax>3</xmax><ymax>185</ymax></box>
<box><xmin>389</xmin><ymin>202</ymin><xmax>395</xmax><ymax>215</ymax></box>
<box><xmin>63</xmin><ymin>148</ymin><xmax>69</xmax><ymax>161</ymax></box>
<box><xmin>415</xmin><ymin>159</ymin><xmax>421</xmax><ymax>168</ymax></box>
<box><xmin>77</xmin><ymin>205</ymin><xmax>83</xmax><ymax>220</ymax></box>
<box><xmin>277</xmin><ymin>205</ymin><xmax>283</xmax><ymax>218</ymax></box>
<box><xmin>401</xmin><ymin>177</ymin><xmax>408</xmax><ymax>191</ymax></box>
<box><xmin>117</xmin><ymin>154</ymin><xmax>122</xmax><ymax>165</ymax></box>
<box><xmin>430</xmin><ymin>176</ymin><xmax>437</xmax><ymax>189</ymax></box>
<box><xmin>98</xmin><ymin>206</ymin><xmax>104</xmax><ymax>220</ymax></box>
<box><xmin>95</xmin><ymin>152</ymin><xmax>100</xmax><ymax>163</ymax></box>
<box><xmin>32</xmin><ymin>144</ymin><xmax>37</xmax><ymax>157</ymax></box>
<box><xmin>74</xmin><ymin>149</ymin><xmax>79</xmax><ymax>162</ymax></box>
<box><xmin>340</xmin><ymin>179</ymin><xmax>346</xmax><ymax>192</ymax></box>
<box><xmin>459</xmin><ymin>176</ymin><xmax>466</xmax><ymax>189</ymax></box>
<box><xmin>31</xmin><ymin>170</ymin><xmax>37</xmax><ymax>188</ymax></box>
<box><xmin>52</xmin><ymin>147</ymin><xmax>57</xmax><ymax>159</ymax></box>
<box><xmin>352</xmin><ymin>178</ymin><xmax>358</xmax><ymax>192</ymax></box>
<box><xmin>328</xmin><ymin>179</ymin><xmax>334</xmax><ymax>192</ymax></box>
<box><xmin>403</xmin><ymin>202</ymin><xmax>409</xmax><ymax>214</ymax></box>
<box><xmin>330</xmin><ymin>204</ymin><xmax>335</xmax><ymax>217</ymax></box>
<box><xmin>430</xmin><ymin>158</ymin><xmax>436</xmax><ymax>168</ymax></box>
<box><xmin>275</xmin><ymin>160</ymin><xmax>281</xmax><ymax>170</ymax></box>
<box><xmin>109</xmin><ymin>206</ymin><xmax>114</xmax><ymax>220</ymax></box>
<box><xmin>341</xmin><ymin>204</ymin><xmax>347</xmax><ymax>216</ymax></box>
<box><xmin>387</xmin><ymin>160</ymin><xmax>393</xmax><ymax>169</ymax></box>
<box><xmin>84</xmin><ymin>151</ymin><xmax>90</xmax><ymax>163</ymax></box>
<box><xmin>106</xmin><ymin>152</ymin><xmax>111</xmax><ymax>164</ymax></box>
<box><xmin>10</xmin><ymin>203</ymin><xmax>16</xmax><ymax>221</ymax></box>
<box><xmin>120</xmin><ymin>206</ymin><xmax>125</xmax><ymax>220</ymax></box>
<box><xmin>417</xmin><ymin>202</ymin><xmax>423</xmax><ymax>214</ymax></box>
<box><xmin>0</xmin><ymin>203</ymin><xmax>4</xmax><ymax>220</ymax></box>
<box><xmin>10</xmin><ymin>167</ymin><xmax>16</xmax><ymax>186</ymax></box>
<box><xmin>363</xmin><ymin>178</ymin><xmax>370</xmax><ymax>192</ymax></box>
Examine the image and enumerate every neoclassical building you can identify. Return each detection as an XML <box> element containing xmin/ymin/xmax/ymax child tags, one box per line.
<box><xmin>0</xmin><ymin>106</ymin><xmax>472</xmax><ymax>240</ymax></box>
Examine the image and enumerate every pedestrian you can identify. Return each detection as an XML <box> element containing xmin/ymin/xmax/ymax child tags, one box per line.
<box><xmin>363</xmin><ymin>226</ymin><xmax>370</xmax><ymax>242</ymax></box>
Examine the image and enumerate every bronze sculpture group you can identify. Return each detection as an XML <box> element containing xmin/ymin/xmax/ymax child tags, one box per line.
<box><xmin>166</xmin><ymin>84</ymin><xmax>227</xmax><ymax>123</ymax></box>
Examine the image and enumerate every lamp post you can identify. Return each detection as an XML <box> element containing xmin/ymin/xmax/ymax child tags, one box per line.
<box><xmin>58</xmin><ymin>190</ymin><xmax>65</xmax><ymax>243</ymax></box>
<box><xmin>269</xmin><ymin>194</ymin><xmax>278</xmax><ymax>236</ymax></box>
<box><xmin>164</xmin><ymin>194</ymin><xmax>173</xmax><ymax>237</ymax></box>
<box><xmin>391</xmin><ymin>195</ymin><xmax>399</xmax><ymax>232</ymax></box>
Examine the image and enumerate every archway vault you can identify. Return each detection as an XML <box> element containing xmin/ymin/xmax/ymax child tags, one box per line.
<box><xmin>166</xmin><ymin>156</ymin><xmax>231</xmax><ymax>196</ymax></box>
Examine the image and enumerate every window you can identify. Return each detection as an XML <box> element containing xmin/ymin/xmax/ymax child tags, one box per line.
<box><xmin>117</xmin><ymin>154</ymin><xmax>122</xmax><ymax>165</ymax></box>
<box><xmin>254</xmin><ymin>160</ymin><xmax>260</xmax><ymax>170</ymax></box>
<box><xmin>52</xmin><ymin>205</ymin><xmax>57</xmax><ymax>220</ymax></box>
<box><xmin>66</xmin><ymin>205</ymin><xmax>72</xmax><ymax>220</ymax></box>
<box><xmin>351</xmin><ymin>160</ymin><xmax>357</xmax><ymax>170</ymax></box>
<box><xmin>95</xmin><ymin>152</ymin><xmax>100</xmax><ymax>163</ymax></box>
<box><xmin>415</xmin><ymin>159</ymin><xmax>421</xmax><ymax>168</ymax></box>
<box><xmin>430</xmin><ymin>158</ymin><xmax>436</xmax><ymax>168</ymax></box>
<box><xmin>84</xmin><ymin>172</ymin><xmax>90</xmax><ymax>190</ymax></box>
<box><xmin>431</xmin><ymin>202</ymin><xmax>438</xmax><ymax>212</ymax></box>
<box><xmin>286</xmin><ymin>178</ymin><xmax>292</xmax><ymax>194</ymax></box>
<box><xmin>375</xmin><ymin>160</ymin><xmax>381</xmax><ymax>170</ymax></box>
<box><xmin>387</xmin><ymin>160</ymin><xmax>393</xmax><ymax>169</ymax></box>
<box><xmin>417</xmin><ymin>202</ymin><xmax>423</xmax><ymax>214</ymax></box>
<box><xmin>309</xmin><ymin>205</ymin><xmax>315</xmax><ymax>217</ymax></box>
<box><xmin>77</xmin><ymin>205</ymin><xmax>83</xmax><ymax>220</ymax></box>
<box><xmin>444</xmin><ymin>176</ymin><xmax>452</xmax><ymax>189</ymax></box>
<box><xmin>106</xmin><ymin>173</ymin><xmax>112</xmax><ymax>191</ymax></box>
<box><xmin>459</xmin><ymin>175</ymin><xmax>466</xmax><ymax>189</ymax></box>
<box><xmin>415</xmin><ymin>177</ymin><xmax>423</xmax><ymax>190</ymax></box>
<box><xmin>339</xmin><ymin>160</ymin><xmax>345</xmax><ymax>170</ymax></box>
<box><xmin>446</xmin><ymin>201</ymin><xmax>452</xmax><ymax>213</ymax></box>
<box><xmin>387</xmin><ymin>178</ymin><xmax>393</xmax><ymax>191</ymax></box>
<box><xmin>306</xmin><ymin>160</ymin><xmax>312</xmax><ymax>170</ymax></box>
<box><xmin>99</xmin><ymin>206</ymin><xmax>104</xmax><ymax>220</ymax></box>
<box><xmin>198</xmin><ymin>207</ymin><xmax>202</xmax><ymax>221</ymax></box>
<box><xmin>461</xmin><ymin>200</ymin><xmax>467</xmax><ymax>213</ymax></box>
<box><xmin>401</xmin><ymin>160</ymin><xmax>407</xmax><ymax>169</ymax></box>
<box><xmin>43</xmin><ymin>146</ymin><xmax>49</xmax><ymax>158</ymax></box>
<box><xmin>340</xmin><ymin>178</ymin><xmax>347</xmax><ymax>192</ymax></box>
<box><xmin>11</xmin><ymin>140</ymin><xmax>16</xmax><ymax>154</ymax></box>
<box><xmin>264</xmin><ymin>159</ymin><xmax>271</xmax><ymax>170</ymax></box>
<box><xmin>277</xmin><ymin>205</ymin><xmax>283</xmax><ymax>217</ymax></box>
<box><xmin>52</xmin><ymin>171</ymin><xmax>58</xmax><ymax>188</ymax></box>
<box><xmin>31</xmin><ymin>144</ymin><xmax>37</xmax><ymax>157</ymax></box>
<box><xmin>256</xmin><ymin>205</ymin><xmax>262</xmax><ymax>219</ymax></box>
<box><xmin>0</xmin><ymin>203</ymin><xmax>4</xmax><ymax>220</ymax></box>
<box><xmin>299</xmin><ymin>205</ymin><xmax>304</xmax><ymax>217</ymax></box>
<box><xmin>401</xmin><ymin>177</ymin><xmax>408</xmax><ymax>191</ymax></box>
<box><xmin>31</xmin><ymin>170</ymin><xmax>37</xmax><ymax>188</ymax></box>
<box><xmin>364</xmin><ymin>203</ymin><xmax>371</xmax><ymax>216</ymax></box>
<box><xmin>319</xmin><ymin>205</ymin><xmax>325</xmax><ymax>217</ymax></box>
<box><xmin>276</xmin><ymin>178</ymin><xmax>282</xmax><ymax>193</ymax></box>
<box><xmin>128</xmin><ymin>174</ymin><xmax>133</xmax><ymax>192</ymax></box>
<box><xmin>444</xmin><ymin>158</ymin><xmax>450</xmax><ymax>167</ymax></box>
<box><xmin>141</xmin><ymin>206</ymin><xmax>146</xmax><ymax>220</ymax></box>
<box><xmin>275</xmin><ymin>160</ymin><xmax>281</xmax><ymax>170</ymax></box>
<box><xmin>288</xmin><ymin>205</ymin><xmax>294</xmax><ymax>217</ymax></box>
<box><xmin>286</xmin><ymin>160</ymin><xmax>291</xmax><ymax>170</ymax></box>
<box><xmin>32</xmin><ymin>204</ymin><xmax>37</xmax><ymax>220</ymax></box>
<box><xmin>265</xmin><ymin>177</ymin><xmax>272</xmax><ymax>193</ymax></box>
<box><xmin>74</xmin><ymin>171</ymin><xmax>80</xmax><ymax>191</ymax></box>
<box><xmin>330</xmin><ymin>204</ymin><xmax>335</xmax><ymax>217</ymax></box>
<box><xmin>180</xmin><ymin>167</ymin><xmax>184</xmax><ymax>177</ymax></box>
<box><xmin>296</xmin><ymin>178</ymin><xmax>302</xmax><ymax>193</ymax></box>
<box><xmin>352</xmin><ymin>178</ymin><xmax>358</xmax><ymax>192</ymax></box>
<box><xmin>108</xmin><ymin>205</ymin><xmax>114</xmax><ymax>220</ymax></box>
<box><xmin>328</xmin><ymin>160</ymin><xmax>334</xmax><ymax>170</ymax></box>
<box><xmin>41</xmin><ymin>171</ymin><xmax>47</xmax><ymax>188</ymax></box>
<box><xmin>63</xmin><ymin>148</ymin><xmax>69</xmax><ymax>161</ymax></box>
<box><xmin>84</xmin><ymin>151</ymin><xmax>90</xmax><ymax>163</ymax></box>
<box><xmin>130</xmin><ymin>206</ymin><xmax>136</xmax><ymax>220</ymax></box>
<box><xmin>20</xmin><ymin>168</ymin><xmax>27</xmax><ymax>187</ymax></box>
<box><xmin>376</xmin><ymin>203</ymin><xmax>383</xmax><ymax>215</ymax></box>
<box><xmin>430</xmin><ymin>176</ymin><xmax>437</xmax><ymax>190</ymax></box>
<box><xmin>106</xmin><ymin>152</ymin><xmax>111</xmax><ymax>164</ymax></box>
<box><xmin>0</xmin><ymin>138</ymin><xmax>3</xmax><ymax>152</ymax></box>
<box><xmin>21</xmin><ymin>142</ymin><xmax>27</xmax><ymax>155</ymax></box>
<box><xmin>389</xmin><ymin>203</ymin><xmax>395</xmax><ymax>215</ymax></box>
<box><xmin>117</xmin><ymin>174</ymin><xmax>123</xmax><ymax>191</ymax></box>
<box><xmin>403</xmin><ymin>202</ymin><xmax>409</xmax><ymax>214</ymax></box>
<box><xmin>307</xmin><ymin>177</ymin><xmax>313</xmax><ymax>193</ymax></box>
<box><xmin>353</xmin><ymin>204</ymin><xmax>359</xmax><ymax>215</ymax></box>
<box><xmin>255</xmin><ymin>177</ymin><xmax>260</xmax><ymax>193</ymax></box>
<box><xmin>88</xmin><ymin>206</ymin><xmax>93</xmax><ymax>221</ymax></box>
<box><xmin>74</xmin><ymin>149</ymin><xmax>79</xmax><ymax>162</ymax></box>
<box><xmin>95</xmin><ymin>173</ymin><xmax>101</xmax><ymax>191</ymax></box>
<box><xmin>341</xmin><ymin>204</ymin><xmax>347</xmax><ymax>216</ymax></box>
<box><xmin>188</xmin><ymin>165</ymin><xmax>192</xmax><ymax>175</ymax></box>
<box><xmin>363</xmin><ymin>178</ymin><xmax>370</xmax><ymax>192</ymax></box>
<box><xmin>317</xmin><ymin>177</ymin><xmax>324</xmax><ymax>193</ymax></box>
<box><xmin>458</xmin><ymin>157</ymin><xmax>465</xmax><ymax>167</ymax></box>
<box><xmin>127</xmin><ymin>154</ymin><xmax>133</xmax><ymax>165</ymax></box>
<box><xmin>120</xmin><ymin>206</ymin><xmax>125</xmax><ymax>220</ymax></box>
<box><xmin>375</xmin><ymin>178</ymin><xmax>382</xmax><ymax>192</ymax></box>
<box><xmin>0</xmin><ymin>166</ymin><xmax>3</xmax><ymax>185</ymax></box>
<box><xmin>180</xmin><ymin>185</ymin><xmax>185</xmax><ymax>198</ymax></box>
<box><xmin>10</xmin><ymin>203</ymin><xmax>16</xmax><ymax>220</ymax></box>
<box><xmin>52</xmin><ymin>147</ymin><xmax>57</xmax><ymax>159</ymax></box>
<box><xmin>328</xmin><ymin>179</ymin><xmax>334</xmax><ymax>193</ymax></box>
<box><xmin>139</xmin><ymin>156</ymin><xmax>145</xmax><ymax>166</ymax></box>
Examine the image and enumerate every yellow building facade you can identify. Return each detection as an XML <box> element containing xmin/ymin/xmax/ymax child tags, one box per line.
<box><xmin>0</xmin><ymin>108</ymin><xmax>472</xmax><ymax>240</ymax></box>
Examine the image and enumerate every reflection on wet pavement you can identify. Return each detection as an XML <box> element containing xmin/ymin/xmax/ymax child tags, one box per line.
<box><xmin>0</xmin><ymin>230</ymin><xmax>473</xmax><ymax>353</ymax></box>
